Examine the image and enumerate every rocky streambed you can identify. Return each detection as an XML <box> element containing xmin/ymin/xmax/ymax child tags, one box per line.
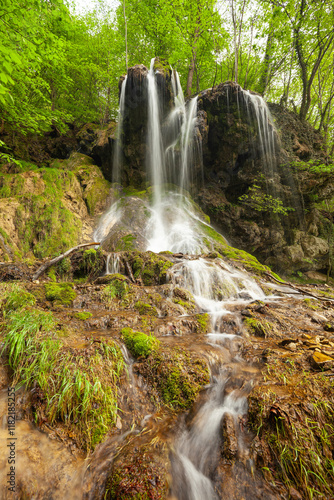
<box><xmin>0</xmin><ymin>247</ymin><xmax>333</xmax><ymax>499</ymax></box>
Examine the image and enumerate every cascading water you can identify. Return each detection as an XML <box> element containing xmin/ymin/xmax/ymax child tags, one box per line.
<box><xmin>91</xmin><ymin>61</ymin><xmax>281</xmax><ymax>498</ymax></box>
<box><xmin>112</xmin><ymin>76</ymin><xmax>128</xmax><ymax>184</ymax></box>
<box><xmin>243</xmin><ymin>90</ymin><xmax>276</xmax><ymax>177</ymax></box>
<box><xmin>167</xmin><ymin>257</ymin><xmax>266</xmax><ymax>499</ymax></box>
<box><xmin>146</xmin><ymin>60</ymin><xmax>204</xmax><ymax>254</ymax></box>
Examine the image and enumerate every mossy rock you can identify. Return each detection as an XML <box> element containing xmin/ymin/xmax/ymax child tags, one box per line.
<box><xmin>134</xmin><ymin>301</ymin><xmax>158</xmax><ymax>317</ymax></box>
<box><xmin>128</xmin><ymin>251</ymin><xmax>174</xmax><ymax>285</ymax></box>
<box><xmin>120</xmin><ymin>327</ymin><xmax>159</xmax><ymax>358</ymax></box>
<box><xmin>200</xmin><ymin>221</ymin><xmax>283</xmax><ymax>280</ymax></box>
<box><xmin>74</xmin><ymin>311</ymin><xmax>92</xmax><ymax>321</ymax></box>
<box><xmin>85</xmin><ymin>177</ymin><xmax>110</xmax><ymax>216</ymax></box>
<box><xmin>195</xmin><ymin>313</ymin><xmax>211</xmax><ymax>333</ymax></box>
<box><xmin>72</xmin><ymin>247</ymin><xmax>105</xmax><ymax>280</ymax></box>
<box><xmin>244</xmin><ymin>317</ymin><xmax>271</xmax><ymax>337</ymax></box>
<box><xmin>137</xmin><ymin>345</ymin><xmax>210</xmax><ymax>409</ymax></box>
<box><xmin>45</xmin><ymin>282</ymin><xmax>77</xmax><ymax>306</ymax></box>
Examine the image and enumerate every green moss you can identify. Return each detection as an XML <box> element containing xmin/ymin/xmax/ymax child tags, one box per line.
<box><xmin>85</xmin><ymin>177</ymin><xmax>110</xmax><ymax>216</ymax></box>
<box><xmin>57</xmin><ymin>257</ymin><xmax>72</xmax><ymax>278</ymax></box>
<box><xmin>45</xmin><ymin>282</ymin><xmax>77</xmax><ymax>306</ymax></box>
<box><xmin>172</xmin><ymin>298</ymin><xmax>196</xmax><ymax>312</ymax></box>
<box><xmin>129</xmin><ymin>251</ymin><xmax>174</xmax><ymax>285</ymax></box>
<box><xmin>122</xmin><ymin>186</ymin><xmax>148</xmax><ymax>198</ymax></box>
<box><xmin>134</xmin><ymin>301</ymin><xmax>158</xmax><ymax>317</ymax></box>
<box><xmin>120</xmin><ymin>328</ymin><xmax>159</xmax><ymax>358</ymax></box>
<box><xmin>199</xmin><ymin>222</ymin><xmax>284</xmax><ymax>279</ymax></box>
<box><xmin>303</xmin><ymin>298</ymin><xmax>320</xmax><ymax>310</ymax></box>
<box><xmin>47</xmin><ymin>266</ymin><xmax>57</xmax><ymax>282</ymax></box>
<box><xmin>101</xmin><ymin>274</ymin><xmax>130</xmax><ymax>304</ymax></box>
<box><xmin>195</xmin><ymin>313</ymin><xmax>211</xmax><ymax>333</ymax></box>
<box><xmin>74</xmin><ymin>311</ymin><xmax>92</xmax><ymax>320</ymax></box>
<box><xmin>78</xmin><ymin>248</ymin><xmax>105</xmax><ymax>279</ymax></box>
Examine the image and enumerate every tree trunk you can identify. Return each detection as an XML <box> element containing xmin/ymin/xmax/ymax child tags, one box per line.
<box><xmin>186</xmin><ymin>55</ymin><xmax>196</xmax><ymax>96</ymax></box>
<box><xmin>123</xmin><ymin>0</ymin><xmax>128</xmax><ymax>71</ymax></box>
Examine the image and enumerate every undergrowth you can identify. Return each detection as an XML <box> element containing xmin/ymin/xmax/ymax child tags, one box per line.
<box><xmin>1</xmin><ymin>283</ymin><xmax>124</xmax><ymax>450</ymax></box>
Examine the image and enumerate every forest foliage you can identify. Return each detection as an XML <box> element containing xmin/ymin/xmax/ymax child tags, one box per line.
<box><xmin>0</xmin><ymin>0</ymin><xmax>333</xmax><ymax>153</ymax></box>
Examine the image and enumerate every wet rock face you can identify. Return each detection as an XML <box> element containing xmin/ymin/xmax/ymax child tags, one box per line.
<box><xmin>197</xmin><ymin>82</ymin><xmax>281</xmax><ymax>202</ymax></box>
<box><xmin>195</xmin><ymin>82</ymin><xmax>332</xmax><ymax>274</ymax></box>
<box><xmin>116</xmin><ymin>59</ymin><xmax>175</xmax><ymax>187</ymax></box>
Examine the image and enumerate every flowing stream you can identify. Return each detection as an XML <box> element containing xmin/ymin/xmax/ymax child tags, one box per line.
<box><xmin>92</xmin><ymin>59</ymin><xmax>281</xmax><ymax>498</ymax></box>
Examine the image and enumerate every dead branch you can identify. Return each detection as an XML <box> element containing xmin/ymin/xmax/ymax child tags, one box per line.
<box><xmin>264</xmin><ymin>272</ymin><xmax>334</xmax><ymax>302</ymax></box>
<box><xmin>32</xmin><ymin>242</ymin><xmax>100</xmax><ymax>281</ymax></box>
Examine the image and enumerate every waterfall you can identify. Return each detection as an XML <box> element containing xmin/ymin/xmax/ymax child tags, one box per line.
<box><xmin>90</xmin><ymin>63</ymin><xmax>282</xmax><ymax>499</ymax></box>
<box><xmin>242</xmin><ymin>90</ymin><xmax>276</xmax><ymax>177</ymax></box>
<box><xmin>146</xmin><ymin>62</ymin><xmax>203</xmax><ymax>254</ymax></box>
<box><xmin>112</xmin><ymin>75</ymin><xmax>128</xmax><ymax>184</ymax></box>
<box><xmin>106</xmin><ymin>253</ymin><xmax>120</xmax><ymax>275</ymax></box>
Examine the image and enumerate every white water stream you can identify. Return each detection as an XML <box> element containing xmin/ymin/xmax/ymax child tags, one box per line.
<box><xmin>92</xmin><ymin>60</ymin><xmax>280</xmax><ymax>497</ymax></box>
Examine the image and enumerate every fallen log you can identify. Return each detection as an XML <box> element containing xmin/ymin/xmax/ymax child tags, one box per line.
<box><xmin>264</xmin><ymin>272</ymin><xmax>334</xmax><ymax>302</ymax></box>
<box><xmin>32</xmin><ymin>242</ymin><xmax>100</xmax><ymax>281</ymax></box>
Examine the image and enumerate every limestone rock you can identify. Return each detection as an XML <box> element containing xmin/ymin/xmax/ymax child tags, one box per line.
<box><xmin>285</xmin><ymin>244</ymin><xmax>304</xmax><ymax>263</ymax></box>
<box><xmin>300</xmin><ymin>235</ymin><xmax>329</xmax><ymax>259</ymax></box>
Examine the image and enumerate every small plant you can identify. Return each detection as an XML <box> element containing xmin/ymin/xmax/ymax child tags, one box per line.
<box><xmin>238</xmin><ymin>184</ymin><xmax>294</xmax><ymax>216</ymax></box>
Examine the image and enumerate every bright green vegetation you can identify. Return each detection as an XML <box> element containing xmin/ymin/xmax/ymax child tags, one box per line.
<box><xmin>80</xmin><ymin>248</ymin><xmax>105</xmax><ymax>277</ymax></box>
<box><xmin>115</xmin><ymin>234</ymin><xmax>136</xmax><ymax>251</ymax></box>
<box><xmin>1</xmin><ymin>0</ymin><xmax>334</xmax><ymax>156</ymax></box>
<box><xmin>101</xmin><ymin>274</ymin><xmax>132</xmax><ymax>306</ymax></box>
<box><xmin>129</xmin><ymin>251</ymin><xmax>174</xmax><ymax>285</ymax></box>
<box><xmin>1</xmin><ymin>284</ymin><xmax>36</xmax><ymax>316</ymax></box>
<box><xmin>239</xmin><ymin>184</ymin><xmax>294</xmax><ymax>216</ymax></box>
<box><xmin>172</xmin><ymin>298</ymin><xmax>196</xmax><ymax>312</ymax></box>
<box><xmin>45</xmin><ymin>282</ymin><xmax>77</xmax><ymax>306</ymax></box>
<box><xmin>1</xmin><ymin>284</ymin><xmax>124</xmax><ymax>450</ymax></box>
<box><xmin>195</xmin><ymin>313</ymin><xmax>211</xmax><ymax>333</ymax></box>
<box><xmin>120</xmin><ymin>327</ymin><xmax>159</xmax><ymax>358</ymax></box>
<box><xmin>74</xmin><ymin>311</ymin><xmax>92</xmax><ymax>320</ymax></box>
<box><xmin>134</xmin><ymin>301</ymin><xmax>158</xmax><ymax>317</ymax></box>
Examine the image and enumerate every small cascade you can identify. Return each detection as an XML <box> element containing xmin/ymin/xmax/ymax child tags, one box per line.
<box><xmin>112</xmin><ymin>76</ymin><xmax>128</xmax><ymax>184</ymax></box>
<box><xmin>242</xmin><ymin>90</ymin><xmax>276</xmax><ymax>177</ymax></box>
<box><xmin>93</xmin><ymin>199</ymin><xmax>122</xmax><ymax>244</ymax></box>
<box><xmin>106</xmin><ymin>253</ymin><xmax>120</xmax><ymax>275</ymax></box>
<box><xmin>168</xmin><ymin>256</ymin><xmax>267</xmax><ymax>498</ymax></box>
